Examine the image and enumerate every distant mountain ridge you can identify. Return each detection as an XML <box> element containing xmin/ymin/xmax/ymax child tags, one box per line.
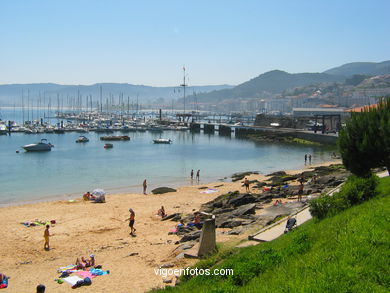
<box><xmin>185</xmin><ymin>70</ymin><xmax>345</xmax><ymax>103</ymax></box>
<box><xmin>0</xmin><ymin>83</ymin><xmax>233</xmax><ymax>106</ymax></box>
<box><xmin>323</xmin><ymin>60</ymin><xmax>390</xmax><ymax>76</ymax></box>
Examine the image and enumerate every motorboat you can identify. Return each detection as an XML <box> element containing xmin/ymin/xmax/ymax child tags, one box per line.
<box><xmin>22</xmin><ymin>139</ymin><xmax>54</xmax><ymax>152</ymax></box>
<box><xmin>104</xmin><ymin>143</ymin><xmax>113</xmax><ymax>149</ymax></box>
<box><xmin>75</xmin><ymin>136</ymin><xmax>89</xmax><ymax>143</ymax></box>
<box><xmin>100</xmin><ymin>135</ymin><xmax>130</xmax><ymax>141</ymax></box>
<box><xmin>153</xmin><ymin>138</ymin><xmax>172</xmax><ymax>144</ymax></box>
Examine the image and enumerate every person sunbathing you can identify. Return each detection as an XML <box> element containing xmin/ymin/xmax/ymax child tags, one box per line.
<box><xmin>75</xmin><ymin>257</ymin><xmax>88</xmax><ymax>270</ymax></box>
<box><xmin>83</xmin><ymin>192</ymin><xmax>91</xmax><ymax>201</ymax></box>
<box><xmin>0</xmin><ymin>273</ymin><xmax>8</xmax><ymax>283</ymax></box>
<box><xmin>157</xmin><ymin>206</ymin><xmax>166</xmax><ymax>218</ymax></box>
<box><xmin>176</xmin><ymin>220</ymin><xmax>185</xmax><ymax>229</ymax></box>
<box><xmin>88</xmin><ymin>254</ymin><xmax>95</xmax><ymax>267</ymax></box>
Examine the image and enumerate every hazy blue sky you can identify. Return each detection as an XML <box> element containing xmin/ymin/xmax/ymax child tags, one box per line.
<box><xmin>1</xmin><ymin>0</ymin><xmax>389</xmax><ymax>86</ymax></box>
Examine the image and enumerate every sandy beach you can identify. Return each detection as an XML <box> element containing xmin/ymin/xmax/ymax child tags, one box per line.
<box><xmin>0</xmin><ymin>160</ymin><xmax>341</xmax><ymax>292</ymax></box>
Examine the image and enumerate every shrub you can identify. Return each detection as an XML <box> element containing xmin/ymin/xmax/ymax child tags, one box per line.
<box><xmin>310</xmin><ymin>174</ymin><xmax>379</xmax><ymax>219</ymax></box>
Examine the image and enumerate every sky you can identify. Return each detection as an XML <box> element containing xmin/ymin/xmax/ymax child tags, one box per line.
<box><xmin>0</xmin><ymin>0</ymin><xmax>389</xmax><ymax>86</ymax></box>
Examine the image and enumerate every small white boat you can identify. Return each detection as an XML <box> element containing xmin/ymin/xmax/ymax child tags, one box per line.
<box><xmin>22</xmin><ymin>139</ymin><xmax>54</xmax><ymax>151</ymax></box>
<box><xmin>153</xmin><ymin>138</ymin><xmax>172</xmax><ymax>144</ymax></box>
<box><xmin>75</xmin><ymin>136</ymin><xmax>89</xmax><ymax>143</ymax></box>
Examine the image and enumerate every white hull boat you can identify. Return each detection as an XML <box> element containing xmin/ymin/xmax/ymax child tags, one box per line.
<box><xmin>22</xmin><ymin>139</ymin><xmax>54</xmax><ymax>151</ymax></box>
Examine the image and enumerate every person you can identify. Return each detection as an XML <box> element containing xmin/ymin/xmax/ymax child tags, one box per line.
<box><xmin>44</xmin><ymin>225</ymin><xmax>51</xmax><ymax>250</ymax></box>
<box><xmin>193</xmin><ymin>213</ymin><xmax>202</xmax><ymax>229</ymax></box>
<box><xmin>75</xmin><ymin>257</ymin><xmax>87</xmax><ymax>270</ymax></box>
<box><xmin>298</xmin><ymin>183</ymin><xmax>304</xmax><ymax>202</ymax></box>
<box><xmin>308</xmin><ymin>154</ymin><xmax>312</xmax><ymax>164</ymax></box>
<box><xmin>176</xmin><ymin>219</ymin><xmax>185</xmax><ymax>229</ymax></box>
<box><xmin>304</xmin><ymin>154</ymin><xmax>307</xmax><ymax>164</ymax></box>
<box><xmin>157</xmin><ymin>206</ymin><xmax>166</xmax><ymax>218</ymax></box>
<box><xmin>196</xmin><ymin>170</ymin><xmax>200</xmax><ymax>181</ymax></box>
<box><xmin>36</xmin><ymin>284</ymin><xmax>46</xmax><ymax>293</ymax></box>
<box><xmin>83</xmin><ymin>191</ymin><xmax>91</xmax><ymax>201</ymax></box>
<box><xmin>284</xmin><ymin>216</ymin><xmax>297</xmax><ymax>233</ymax></box>
<box><xmin>190</xmin><ymin>169</ymin><xmax>194</xmax><ymax>180</ymax></box>
<box><xmin>127</xmin><ymin>209</ymin><xmax>136</xmax><ymax>236</ymax></box>
<box><xmin>273</xmin><ymin>199</ymin><xmax>281</xmax><ymax>206</ymax></box>
<box><xmin>88</xmin><ymin>254</ymin><xmax>95</xmax><ymax>267</ymax></box>
<box><xmin>244</xmin><ymin>177</ymin><xmax>250</xmax><ymax>192</ymax></box>
<box><xmin>0</xmin><ymin>273</ymin><xmax>8</xmax><ymax>284</ymax></box>
<box><xmin>313</xmin><ymin>174</ymin><xmax>318</xmax><ymax>184</ymax></box>
<box><xmin>143</xmin><ymin>179</ymin><xmax>147</xmax><ymax>195</ymax></box>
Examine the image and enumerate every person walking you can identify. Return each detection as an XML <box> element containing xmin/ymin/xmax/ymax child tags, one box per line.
<box><xmin>304</xmin><ymin>154</ymin><xmax>307</xmax><ymax>164</ymax></box>
<box><xmin>127</xmin><ymin>209</ymin><xmax>136</xmax><ymax>236</ymax></box>
<box><xmin>190</xmin><ymin>169</ymin><xmax>194</xmax><ymax>180</ymax></box>
<box><xmin>308</xmin><ymin>154</ymin><xmax>312</xmax><ymax>164</ymax></box>
<box><xmin>196</xmin><ymin>170</ymin><xmax>200</xmax><ymax>181</ymax></box>
<box><xmin>143</xmin><ymin>179</ymin><xmax>147</xmax><ymax>195</ymax></box>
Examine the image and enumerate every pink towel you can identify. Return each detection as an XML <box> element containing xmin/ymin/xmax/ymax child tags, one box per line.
<box><xmin>76</xmin><ymin>271</ymin><xmax>95</xmax><ymax>279</ymax></box>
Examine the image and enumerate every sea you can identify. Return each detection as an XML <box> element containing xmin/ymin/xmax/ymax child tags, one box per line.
<box><xmin>0</xmin><ymin>107</ymin><xmax>333</xmax><ymax>206</ymax></box>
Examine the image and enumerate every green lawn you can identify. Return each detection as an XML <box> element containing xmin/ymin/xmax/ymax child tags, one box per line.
<box><xmin>156</xmin><ymin>177</ymin><xmax>390</xmax><ymax>292</ymax></box>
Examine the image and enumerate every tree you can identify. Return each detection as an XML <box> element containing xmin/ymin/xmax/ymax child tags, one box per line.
<box><xmin>338</xmin><ymin>97</ymin><xmax>390</xmax><ymax>177</ymax></box>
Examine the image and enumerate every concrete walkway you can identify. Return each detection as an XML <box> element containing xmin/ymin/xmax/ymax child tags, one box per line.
<box><xmin>248</xmin><ymin>170</ymin><xmax>388</xmax><ymax>243</ymax></box>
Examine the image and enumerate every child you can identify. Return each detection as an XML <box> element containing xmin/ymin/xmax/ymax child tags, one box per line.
<box><xmin>126</xmin><ymin>209</ymin><xmax>136</xmax><ymax>236</ymax></box>
<box><xmin>44</xmin><ymin>225</ymin><xmax>51</xmax><ymax>250</ymax></box>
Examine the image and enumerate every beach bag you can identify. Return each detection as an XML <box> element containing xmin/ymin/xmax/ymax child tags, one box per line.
<box><xmin>83</xmin><ymin>277</ymin><xmax>92</xmax><ymax>286</ymax></box>
<box><xmin>72</xmin><ymin>280</ymin><xmax>84</xmax><ymax>288</ymax></box>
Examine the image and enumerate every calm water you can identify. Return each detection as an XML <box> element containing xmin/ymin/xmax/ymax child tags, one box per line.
<box><xmin>0</xmin><ymin>108</ymin><xmax>332</xmax><ymax>206</ymax></box>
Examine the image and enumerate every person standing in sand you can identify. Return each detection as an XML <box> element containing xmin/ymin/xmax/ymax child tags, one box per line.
<box><xmin>196</xmin><ymin>170</ymin><xmax>200</xmax><ymax>181</ymax></box>
<box><xmin>244</xmin><ymin>177</ymin><xmax>250</xmax><ymax>192</ymax></box>
<box><xmin>143</xmin><ymin>179</ymin><xmax>147</xmax><ymax>195</ymax></box>
<box><xmin>127</xmin><ymin>209</ymin><xmax>136</xmax><ymax>236</ymax></box>
<box><xmin>191</xmin><ymin>169</ymin><xmax>194</xmax><ymax>180</ymax></box>
<box><xmin>43</xmin><ymin>225</ymin><xmax>51</xmax><ymax>250</ymax></box>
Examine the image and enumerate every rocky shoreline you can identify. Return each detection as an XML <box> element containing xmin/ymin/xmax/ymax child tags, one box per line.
<box><xmin>164</xmin><ymin>164</ymin><xmax>351</xmax><ymax>255</ymax></box>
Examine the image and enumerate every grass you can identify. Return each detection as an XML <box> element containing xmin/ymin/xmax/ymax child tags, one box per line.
<box><xmin>155</xmin><ymin>177</ymin><xmax>390</xmax><ymax>293</ymax></box>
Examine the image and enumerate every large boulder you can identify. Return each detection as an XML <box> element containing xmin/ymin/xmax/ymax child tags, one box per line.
<box><xmin>151</xmin><ymin>187</ymin><xmax>177</xmax><ymax>194</ymax></box>
<box><xmin>227</xmin><ymin>193</ymin><xmax>257</xmax><ymax>207</ymax></box>
<box><xmin>179</xmin><ymin>230</ymin><xmax>202</xmax><ymax>243</ymax></box>
<box><xmin>232</xmin><ymin>203</ymin><xmax>256</xmax><ymax>217</ymax></box>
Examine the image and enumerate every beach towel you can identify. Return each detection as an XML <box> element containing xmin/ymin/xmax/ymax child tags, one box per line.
<box><xmin>90</xmin><ymin>268</ymin><xmax>109</xmax><ymax>276</ymax></box>
<box><xmin>63</xmin><ymin>276</ymin><xmax>83</xmax><ymax>286</ymax></box>
<box><xmin>0</xmin><ymin>278</ymin><xmax>8</xmax><ymax>289</ymax></box>
<box><xmin>57</xmin><ymin>265</ymin><xmax>77</xmax><ymax>273</ymax></box>
<box><xmin>200</xmin><ymin>188</ymin><xmax>218</xmax><ymax>194</ymax></box>
<box><xmin>76</xmin><ymin>271</ymin><xmax>95</xmax><ymax>279</ymax></box>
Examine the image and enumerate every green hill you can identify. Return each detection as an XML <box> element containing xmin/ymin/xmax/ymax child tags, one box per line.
<box><xmin>324</xmin><ymin>60</ymin><xmax>390</xmax><ymax>77</ymax></box>
<box><xmin>157</xmin><ymin>176</ymin><xmax>390</xmax><ymax>292</ymax></box>
<box><xmin>186</xmin><ymin>70</ymin><xmax>344</xmax><ymax>103</ymax></box>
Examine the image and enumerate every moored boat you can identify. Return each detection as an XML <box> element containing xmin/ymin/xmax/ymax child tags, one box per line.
<box><xmin>104</xmin><ymin>143</ymin><xmax>113</xmax><ymax>149</ymax></box>
<box><xmin>100</xmin><ymin>135</ymin><xmax>130</xmax><ymax>141</ymax></box>
<box><xmin>153</xmin><ymin>138</ymin><xmax>172</xmax><ymax>144</ymax></box>
<box><xmin>75</xmin><ymin>136</ymin><xmax>89</xmax><ymax>143</ymax></box>
<box><xmin>22</xmin><ymin>139</ymin><xmax>54</xmax><ymax>151</ymax></box>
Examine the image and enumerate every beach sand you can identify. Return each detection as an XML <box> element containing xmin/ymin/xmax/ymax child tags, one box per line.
<box><xmin>0</xmin><ymin>160</ymin><xmax>341</xmax><ymax>292</ymax></box>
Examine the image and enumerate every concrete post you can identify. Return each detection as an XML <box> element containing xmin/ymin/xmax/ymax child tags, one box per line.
<box><xmin>197</xmin><ymin>218</ymin><xmax>216</xmax><ymax>257</ymax></box>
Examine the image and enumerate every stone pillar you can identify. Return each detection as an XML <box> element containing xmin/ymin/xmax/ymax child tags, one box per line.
<box><xmin>197</xmin><ymin>218</ymin><xmax>216</xmax><ymax>257</ymax></box>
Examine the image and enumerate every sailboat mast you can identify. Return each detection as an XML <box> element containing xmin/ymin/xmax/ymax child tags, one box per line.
<box><xmin>180</xmin><ymin>66</ymin><xmax>187</xmax><ymax>114</ymax></box>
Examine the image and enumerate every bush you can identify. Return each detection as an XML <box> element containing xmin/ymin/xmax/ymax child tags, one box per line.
<box><xmin>310</xmin><ymin>174</ymin><xmax>379</xmax><ymax>219</ymax></box>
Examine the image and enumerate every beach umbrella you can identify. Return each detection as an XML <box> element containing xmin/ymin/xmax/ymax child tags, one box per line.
<box><xmin>92</xmin><ymin>189</ymin><xmax>106</xmax><ymax>196</ymax></box>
